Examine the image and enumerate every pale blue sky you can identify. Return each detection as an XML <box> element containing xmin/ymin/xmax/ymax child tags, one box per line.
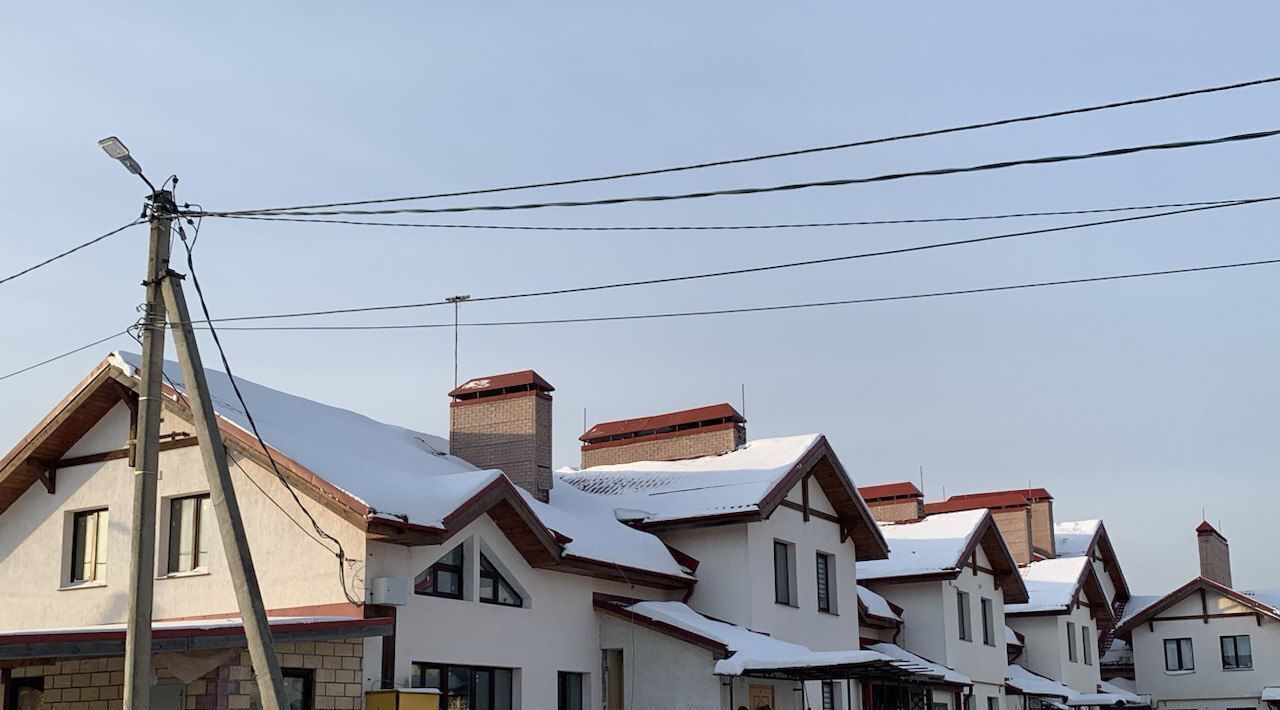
<box><xmin>2</xmin><ymin>3</ymin><xmax>1277</xmax><ymax>592</ymax></box>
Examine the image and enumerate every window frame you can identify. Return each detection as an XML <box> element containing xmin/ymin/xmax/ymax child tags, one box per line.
<box><xmin>821</xmin><ymin>680</ymin><xmax>836</xmax><ymax>710</ymax></box>
<box><xmin>980</xmin><ymin>597</ymin><xmax>995</xmax><ymax>646</ymax></box>
<box><xmin>1220</xmin><ymin>635</ymin><xmax>1252</xmax><ymax>670</ymax></box>
<box><xmin>411</xmin><ymin>662</ymin><xmax>513</xmax><ymax>710</ymax></box>
<box><xmin>558</xmin><ymin>671</ymin><xmax>585</xmax><ymax>710</ymax></box>
<box><xmin>69</xmin><ymin>508</ymin><xmax>109</xmax><ymax>584</ymax></box>
<box><xmin>479</xmin><ymin>552</ymin><xmax>523</xmax><ymax>608</ymax></box>
<box><xmin>957</xmin><ymin>589</ymin><xmax>972</xmax><ymax>642</ymax></box>
<box><xmin>281</xmin><ymin>667</ymin><xmax>315</xmax><ymax>710</ymax></box>
<box><xmin>1164</xmin><ymin>638</ymin><xmax>1195</xmax><ymax>672</ymax></box>
<box><xmin>1082</xmin><ymin>625</ymin><xmax>1092</xmax><ymax>666</ymax></box>
<box><xmin>988</xmin><ymin>696</ymin><xmax>1001</xmax><ymax>710</ymax></box>
<box><xmin>774</xmin><ymin>540</ymin><xmax>796</xmax><ymax>606</ymax></box>
<box><xmin>165</xmin><ymin>494</ymin><xmax>212</xmax><ymax>575</ymax></box>
<box><xmin>816</xmin><ymin>552</ymin><xmax>834</xmax><ymax>613</ymax></box>
<box><xmin>416</xmin><ymin>544</ymin><xmax>465</xmax><ymax>600</ymax></box>
<box><xmin>1067</xmin><ymin>621</ymin><xmax>1078</xmax><ymax>662</ymax></box>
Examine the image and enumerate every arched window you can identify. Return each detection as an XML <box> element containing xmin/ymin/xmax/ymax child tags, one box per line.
<box><xmin>415</xmin><ymin>544</ymin><xmax>464</xmax><ymax>599</ymax></box>
<box><xmin>479</xmin><ymin>553</ymin><xmax>523</xmax><ymax>607</ymax></box>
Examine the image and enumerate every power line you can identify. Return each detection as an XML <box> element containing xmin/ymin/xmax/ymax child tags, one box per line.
<box><xmin>0</xmin><ymin>329</ymin><xmax>132</xmax><ymax>382</ymax></box>
<box><xmin>202</xmin><ymin>257</ymin><xmax>1280</xmax><ymax>332</ymax></box>
<box><xmin>197</xmin><ymin>196</ymin><xmax>1280</xmax><ymax>324</ymax></box>
<box><xmin>197</xmin><ymin>128</ymin><xmax>1280</xmax><ymax>217</ymax></box>
<box><xmin>215</xmin><ymin>197</ymin><xmax>1248</xmax><ymax>232</ymax></box>
<box><xmin>203</xmin><ymin>74</ymin><xmax>1280</xmax><ymax>215</ymax></box>
<box><xmin>0</xmin><ymin>219</ymin><xmax>144</xmax><ymax>287</ymax></box>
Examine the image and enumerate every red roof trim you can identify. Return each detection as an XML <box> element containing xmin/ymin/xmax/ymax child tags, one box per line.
<box><xmin>449</xmin><ymin>370</ymin><xmax>554</xmax><ymax>398</ymax></box>
<box><xmin>581</xmin><ymin>403</ymin><xmax>744</xmax><ymax>443</ymax></box>
<box><xmin>0</xmin><ymin>616</ymin><xmax>392</xmax><ymax>647</ymax></box>
<box><xmin>925</xmin><ymin>491</ymin><xmax>1032</xmax><ymax>514</ymax></box>
<box><xmin>859</xmin><ymin>482</ymin><xmax>923</xmax><ymax>502</ymax></box>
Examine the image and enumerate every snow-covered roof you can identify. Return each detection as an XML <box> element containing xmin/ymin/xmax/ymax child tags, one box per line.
<box><xmin>1101</xmin><ymin>638</ymin><xmax>1132</xmax><ymax>666</ymax></box>
<box><xmin>557</xmin><ymin>434</ymin><xmax>822</xmax><ymax>524</ymax></box>
<box><xmin>614</xmin><ymin>601</ymin><xmax>894</xmax><ymax>677</ymax></box>
<box><xmin>1098</xmin><ymin>680</ymin><xmax>1147</xmax><ymax>705</ymax></box>
<box><xmin>1006</xmin><ymin>664</ymin><xmax>1078</xmax><ymax>700</ymax></box>
<box><xmin>856</xmin><ymin>509</ymin><xmax>987</xmax><ymax>580</ymax></box>
<box><xmin>1118</xmin><ymin>595</ymin><xmax>1162</xmax><ymax>626</ymax></box>
<box><xmin>1067</xmin><ymin>694</ymin><xmax>1140</xmax><ymax>707</ymax></box>
<box><xmin>869</xmin><ymin>643</ymin><xmax>970</xmax><ymax>686</ymax></box>
<box><xmin>1054</xmin><ymin>520</ymin><xmax>1101</xmax><ymax>557</ymax></box>
<box><xmin>1006</xmin><ymin>557</ymin><xmax>1091</xmax><ymax>615</ymax></box>
<box><xmin>1262</xmin><ymin>687</ymin><xmax>1280</xmax><ymax>702</ymax></box>
<box><xmin>1006</xmin><ymin>626</ymin><xmax>1024</xmax><ymax>647</ymax></box>
<box><xmin>858</xmin><ymin>586</ymin><xmax>901</xmax><ymax>622</ymax></box>
<box><xmin>1119</xmin><ymin>585</ymin><xmax>1280</xmax><ymax>628</ymax></box>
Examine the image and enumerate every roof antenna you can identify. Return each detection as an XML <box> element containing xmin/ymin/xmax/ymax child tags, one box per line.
<box><xmin>919</xmin><ymin>465</ymin><xmax>924</xmax><ymax>496</ymax></box>
<box><xmin>740</xmin><ymin>383</ymin><xmax>746</xmax><ymax>418</ymax></box>
<box><xmin>583</xmin><ymin>406</ymin><xmax>588</xmax><ymax>435</ymax></box>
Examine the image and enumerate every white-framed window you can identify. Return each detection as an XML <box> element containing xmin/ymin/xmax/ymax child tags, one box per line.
<box><xmin>774</xmin><ymin>540</ymin><xmax>797</xmax><ymax>606</ymax></box>
<box><xmin>166</xmin><ymin>494</ymin><xmax>212</xmax><ymax>574</ymax></box>
<box><xmin>69</xmin><ymin>508</ymin><xmax>108</xmax><ymax>584</ymax></box>
<box><xmin>957</xmin><ymin>589</ymin><xmax>972</xmax><ymax>641</ymax></box>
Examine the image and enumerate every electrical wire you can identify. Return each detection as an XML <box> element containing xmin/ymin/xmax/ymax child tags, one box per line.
<box><xmin>202</xmin><ymin>73</ymin><xmax>1280</xmax><ymax>215</ymax></box>
<box><xmin>203</xmin><ymin>257</ymin><xmax>1280</xmax><ymax>332</ymax></box>
<box><xmin>0</xmin><ymin>329</ymin><xmax>132</xmax><ymax>382</ymax></box>
<box><xmin>197</xmin><ymin>129</ymin><xmax>1280</xmax><ymax>218</ymax></box>
<box><xmin>214</xmin><ymin>197</ymin><xmax>1250</xmax><ymax>232</ymax></box>
<box><xmin>174</xmin><ymin>216</ymin><xmax>363</xmax><ymax>606</ymax></box>
<box><xmin>194</xmin><ymin>195</ymin><xmax>1280</xmax><ymax>325</ymax></box>
<box><xmin>0</xmin><ymin>219</ymin><xmax>145</xmax><ymax>287</ymax></box>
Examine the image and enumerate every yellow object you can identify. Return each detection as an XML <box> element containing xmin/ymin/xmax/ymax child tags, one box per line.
<box><xmin>364</xmin><ymin>688</ymin><xmax>441</xmax><ymax>710</ymax></box>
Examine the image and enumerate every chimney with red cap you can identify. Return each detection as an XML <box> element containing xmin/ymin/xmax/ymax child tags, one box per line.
<box><xmin>580</xmin><ymin>403</ymin><xmax>746</xmax><ymax>468</ymax></box>
<box><xmin>449</xmin><ymin>371</ymin><xmax>554</xmax><ymax>502</ymax></box>
<box><xmin>858</xmin><ymin>482</ymin><xmax>926</xmax><ymax>523</ymax></box>
<box><xmin>1197</xmin><ymin>520</ymin><xmax>1232</xmax><ymax>587</ymax></box>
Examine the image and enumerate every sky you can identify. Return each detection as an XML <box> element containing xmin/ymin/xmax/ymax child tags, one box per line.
<box><xmin>1</xmin><ymin>3</ymin><xmax>1277</xmax><ymax>593</ymax></box>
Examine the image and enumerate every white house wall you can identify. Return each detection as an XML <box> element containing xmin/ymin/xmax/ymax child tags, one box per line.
<box><xmin>660</xmin><ymin>523</ymin><xmax>753</xmax><ymax>626</ymax></box>
<box><xmin>942</xmin><ymin>548</ymin><xmax>1009</xmax><ymax>706</ymax></box>
<box><xmin>0</xmin><ymin>402</ymin><xmax>367</xmax><ymax>630</ymax></box>
<box><xmin>1007</xmin><ymin>603</ymin><xmax>1102</xmax><ymax>694</ymax></box>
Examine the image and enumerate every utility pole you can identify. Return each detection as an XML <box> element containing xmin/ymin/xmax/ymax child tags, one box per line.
<box><xmin>446</xmin><ymin>294</ymin><xmax>470</xmax><ymax>388</ymax></box>
<box><xmin>101</xmin><ymin>138</ymin><xmax>287</xmax><ymax>710</ymax></box>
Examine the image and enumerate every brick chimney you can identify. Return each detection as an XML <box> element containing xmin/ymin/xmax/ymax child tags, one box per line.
<box><xmin>580</xmin><ymin>403</ymin><xmax>745</xmax><ymax>468</ymax></box>
<box><xmin>924</xmin><ymin>492</ymin><xmax>1035</xmax><ymax>565</ymax></box>
<box><xmin>859</xmin><ymin>482</ymin><xmax>926</xmax><ymax>523</ymax></box>
<box><xmin>1196</xmin><ymin>521</ymin><xmax>1232</xmax><ymax>587</ymax></box>
<box><xmin>940</xmin><ymin>487</ymin><xmax>1056</xmax><ymax>559</ymax></box>
<box><xmin>449</xmin><ymin>371</ymin><xmax>554</xmax><ymax>502</ymax></box>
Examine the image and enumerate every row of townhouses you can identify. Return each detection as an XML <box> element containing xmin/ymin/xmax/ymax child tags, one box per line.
<box><xmin>0</xmin><ymin>353</ymin><xmax>1274</xmax><ymax>710</ymax></box>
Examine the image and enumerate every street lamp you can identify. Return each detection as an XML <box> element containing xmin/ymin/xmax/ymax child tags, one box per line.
<box><xmin>98</xmin><ymin>136</ymin><xmax>156</xmax><ymax>191</ymax></box>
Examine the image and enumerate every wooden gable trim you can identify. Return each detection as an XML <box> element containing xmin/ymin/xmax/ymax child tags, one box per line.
<box><xmin>592</xmin><ymin>595</ymin><xmax>728</xmax><ymax>655</ymax></box>
<box><xmin>1116</xmin><ymin>576</ymin><xmax>1280</xmax><ymax>637</ymax></box>
<box><xmin>962</xmin><ymin>512</ymin><xmax>1030</xmax><ymax>604</ymax></box>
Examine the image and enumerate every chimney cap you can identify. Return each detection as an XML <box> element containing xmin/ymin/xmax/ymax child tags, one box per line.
<box><xmin>450</xmin><ymin>370</ymin><xmax>554</xmax><ymax>399</ymax></box>
<box><xmin>1197</xmin><ymin>520</ymin><xmax>1226</xmax><ymax>539</ymax></box>
<box><xmin>859</xmin><ymin>482</ymin><xmax>924</xmax><ymax>502</ymax></box>
<box><xmin>924</xmin><ymin>490</ymin><xmax>1031</xmax><ymax>514</ymax></box>
<box><xmin>581</xmin><ymin>403</ymin><xmax>744</xmax><ymax>443</ymax></box>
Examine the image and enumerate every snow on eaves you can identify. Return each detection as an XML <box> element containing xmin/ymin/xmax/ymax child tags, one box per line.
<box><xmin>1006</xmin><ymin>557</ymin><xmax>1090</xmax><ymax>615</ymax></box>
<box><xmin>556</xmin><ymin>434</ymin><xmax>822</xmax><ymax>524</ymax></box>
<box><xmin>1054</xmin><ymin>520</ymin><xmax>1101</xmax><ymax>558</ymax></box>
<box><xmin>1006</xmin><ymin>663</ymin><xmax>1078</xmax><ymax>700</ymax></box>
<box><xmin>856</xmin><ymin>509</ymin><xmax>987</xmax><ymax>581</ymax></box>
<box><xmin>858</xmin><ymin>586</ymin><xmax>901</xmax><ymax>622</ymax></box>
<box><xmin>869</xmin><ymin>643</ymin><xmax>970</xmax><ymax>686</ymax></box>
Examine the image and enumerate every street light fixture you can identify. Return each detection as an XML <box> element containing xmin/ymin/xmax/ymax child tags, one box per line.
<box><xmin>98</xmin><ymin>136</ymin><xmax>156</xmax><ymax>191</ymax></box>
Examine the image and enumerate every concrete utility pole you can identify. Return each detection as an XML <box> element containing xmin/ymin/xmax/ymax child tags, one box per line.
<box><xmin>102</xmin><ymin>138</ymin><xmax>288</xmax><ymax>710</ymax></box>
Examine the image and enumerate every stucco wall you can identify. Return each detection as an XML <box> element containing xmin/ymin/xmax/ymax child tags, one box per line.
<box><xmin>0</xmin><ymin>403</ymin><xmax>367</xmax><ymax>631</ymax></box>
<box><xmin>1007</xmin><ymin>604</ymin><xmax>1101</xmax><ymax>694</ymax></box>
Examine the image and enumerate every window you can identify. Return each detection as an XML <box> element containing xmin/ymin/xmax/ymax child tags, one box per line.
<box><xmin>479</xmin><ymin>553</ymin><xmax>523</xmax><ymax>607</ymax></box>
<box><xmin>956</xmin><ymin>589</ymin><xmax>972</xmax><ymax>641</ymax></box>
<box><xmin>412</xmin><ymin>663</ymin><xmax>513</xmax><ymax>710</ymax></box>
<box><xmin>1067</xmin><ymin>621</ymin><xmax>1078</xmax><ymax>662</ymax></box>
<box><xmin>558</xmin><ymin>672</ymin><xmax>584</xmax><ymax>710</ymax></box>
<box><xmin>416</xmin><ymin>544</ymin><xmax>464</xmax><ymax>599</ymax></box>
<box><xmin>821</xmin><ymin>680</ymin><xmax>835</xmax><ymax>710</ymax></box>
<box><xmin>1164</xmin><ymin>638</ymin><xmax>1194</xmax><ymax>671</ymax></box>
<box><xmin>166</xmin><ymin>494</ymin><xmax>212</xmax><ymax>574</ymax></box>
<box><xmin>988</xmin><ymin>697</ymin><xmax>1001</xmax><ymax>710</ymax></box>
<box><xmin>1082</xmin><ymin>626</ymin><xmax>1092</xmax><ymax>665</ymax></box>
<box><xmin>816</xmin><ymin>552</ymin><xmax>833</xmax><ymax>613</ymax></box>
<box><xmin>1221</xmin><ymin>635</ymin><xmax>1252</xmax><ymax>670</ymax></box>
<box><xmin>70</xmin><ymin>509</ymin><xmax>108</xmax><ymax>584</ymax></box>
<box><xmin>282</xmin><ymin>668</ymin><xmax>314</xmax><ymax>710</ymax></box>
<box><xmin>774</xmin><ymin>540</ymin><xmax>795</xmax><ymax>606</ymax></box>
<box><xmin>980</xmin><ymin>597</ymin><xmax>995</xmax><ymax>646</ymax></box>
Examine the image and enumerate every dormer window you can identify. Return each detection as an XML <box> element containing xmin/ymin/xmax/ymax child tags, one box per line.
<box><xmin>416</xmin><ymin>544</ymin><xmax>464</xmax><ymax>599</ymax></box>
<box><xmin>479</xmin><ymin>553</ymin><xmax>523</xmax><ymax>607</ymax></box>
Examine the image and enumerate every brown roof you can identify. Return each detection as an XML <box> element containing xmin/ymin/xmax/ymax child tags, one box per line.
<box><xmin>581</xmin><ymin>403</ymin><xmax>744</xmax><ymax>443</ymax></box>
<box><xmin>859</xmin><ymin>482</ymin><xmax>923</xmax><ymax>502</ymax></box>
<box><xmin>1196</xmin><ymin>520</ymin><xmax>1226</xmax><ymax>539</ymax></box>
<box><xmin>1115</xmin><ymin>576</ymin><xmax>1280</xmax><ymax>639</ymax></box>
<box><xmin>924</xmin><ymin>491</ymin><xmax>1031</xmax><ymax>514</ymax></box>
<box><xmin>950</xmin><ymin>487</ymin><xmax>1053</xmax><ymax>502</ymax></box>
<box><xmin>449</xmin><ymin>370</ymin><xmax>554</xmax><ymax>398</ymax></box>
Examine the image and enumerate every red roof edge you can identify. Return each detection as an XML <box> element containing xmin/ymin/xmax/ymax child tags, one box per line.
<box><xmin>449</xmin><ymin>370</ymin><xmax>554</xmax><ymax>398</ymax></box>
<box><xmin>859</xmin><ymin>482</ymin><xmax>923</xmax><ymax>502</ymax></box>
<box><xmin>924</xmin><ymin>491</ymin><xmax>1032</xmax><ymax>514</ymax></box>
<box><xmin>581</xmin><ymin>403</ymin><xmax>745</xmax><ymax>443</ymax></box>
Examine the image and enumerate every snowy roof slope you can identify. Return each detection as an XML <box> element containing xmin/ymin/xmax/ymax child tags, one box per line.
<box><xmin>858</xmin><ymin>586</ymin><xmax>901</xmax><ymax>622</ymax></box>
<box><xmin>1118</xmin><ymin>595</ymin><xmax>1162</xmax><ymax>625</ymax></box>
<box><xmin>857</xmin><ymin>509</ymin><xmax>987</xmax><ymax>580</ymax></box>
<box><xmin>1006</xmin><ymin>557</ymin><xmax>1091</xmax><ymax>615</ymax></box>
<box><xmin>869</xmin><ymin>643</ymin><xmax>970</xmax><ymax>685</ymax></box>
<box><xmin>521</xmin><ymin>486</ymin><xmax>691</xmax><ymax>579</ymax></box>
<box><xmin>557</xmin><ymin>434</ymin><xmax>822</xmax><ymax>524</ymax></box>
<box><xmin>1054</xmin><ymin>520</ymin><xmax>1101</xmax><ymax>557</ymax></box>
<box><xmin>1262</xmin><ymin>687</ymin><xmax>1280</xmax><ymax>702</ymax></box>
<box><xmin>111</xmin><ymin>352</ymin><xmax>493</xmax><ymax>527</ymax></box>
<box><xmin>1006</xmin><ymin>664</ymin><xmax>1079</xmax><ymax>700</ymax></box>
<box><xmin>1006</xmin><ymin>626</ymin><xmax>1024</xmax><ymax>647</ymax></box>
<box><xmin>1098</xmin><ymin>680</ymin><xmax>1146</xmax><ymax>704</ymax></box>
<box><xmin>620</xmin><ymin>601</ymin><xmax>891</xmax><ymax>676</ymax></box>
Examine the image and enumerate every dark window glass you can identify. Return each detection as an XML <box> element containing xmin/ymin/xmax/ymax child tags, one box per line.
<box><xmin>1082</xmin><ymin>626</ymin><xmax>1092</xmax><ymax>665</ymax></box>
<box><xmin>957</xmin><ymin>590</ymin><xmax>971</xmax><ymax>641</ymax></box>
<box><xmin>558</xmin><ymin>672</ymin><xmax>584</xmax><ymax>710</ymax></box>
<box><xmin>1067</xmin><ymin>621</ymin><xmax>1078</xmax><ymax>662</ymax></box>
<box><xmin>816</xmin><ymin>553</ymin><xmax>832</xmax><ymax>612</ymax></box>
<box><xmin>774</xmin><ymin>541</ymin><xmax>793</xmax><ymax>605</ymax></box>
<box><xmin>988</xmin><ymin>697</ymin><xmax>1000</xmax><ymax>710</ymax></box>
<box><xmin>981</xmin><ymin>598</ymin><xmax>995</xmax><ymax>646</ymax></box>
<box><xmin>1164</xmin><ymin>638</ymin><xmax>1194</xmax><ymax>671</ymax></box>
<box><xmin>70</xmin><ymin>509</ymin><xmax>109</xmax><ymax>583</ymax></box>
<box><xmin>411</xmin><ymin>663</ymin><xmax>512</xmax><ymax>710</ymax></box>
<box><xmin>821</xmin><ymin>681</ymin><xmax>835</xmax><ymax>710</ymax></box>
<box><xmin>415</xmin><ymin>544</ymin><xmax>465</xmax><ymax>599</ymax></box>
<box><xmin>167</xmin><ymin>495</ymin><xmax>212</xmax><ymax>574</ymax></box>
<box><xmin>281</xmin><ymin>668</ymin><xmax>314</xmax><ymax>710</ymax></box>
<box><xmin>1221</xmin><ymin>635</ymin><xmax>1252</xmax><ymax>669</ymax></box>
<box><xmin>479</xmin><ymin>553</ymin><xmax>523</xmax><ymax>607</ymax></box>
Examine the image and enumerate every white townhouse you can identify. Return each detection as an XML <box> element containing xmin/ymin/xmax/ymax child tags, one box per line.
<box><xmin>854</xmin><ymin>491</ymin><xmax>1031</xmax><ymax>710</ymax></box>
<box><xmin>1113</xmin><ymin>523</ymin><xmax>1280</xmax><ymax>710</ymax></box>
<box><xmin>0</xmin><ymin>354</ymin><xmax>938</xmax><ymax>710</ymax></box>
